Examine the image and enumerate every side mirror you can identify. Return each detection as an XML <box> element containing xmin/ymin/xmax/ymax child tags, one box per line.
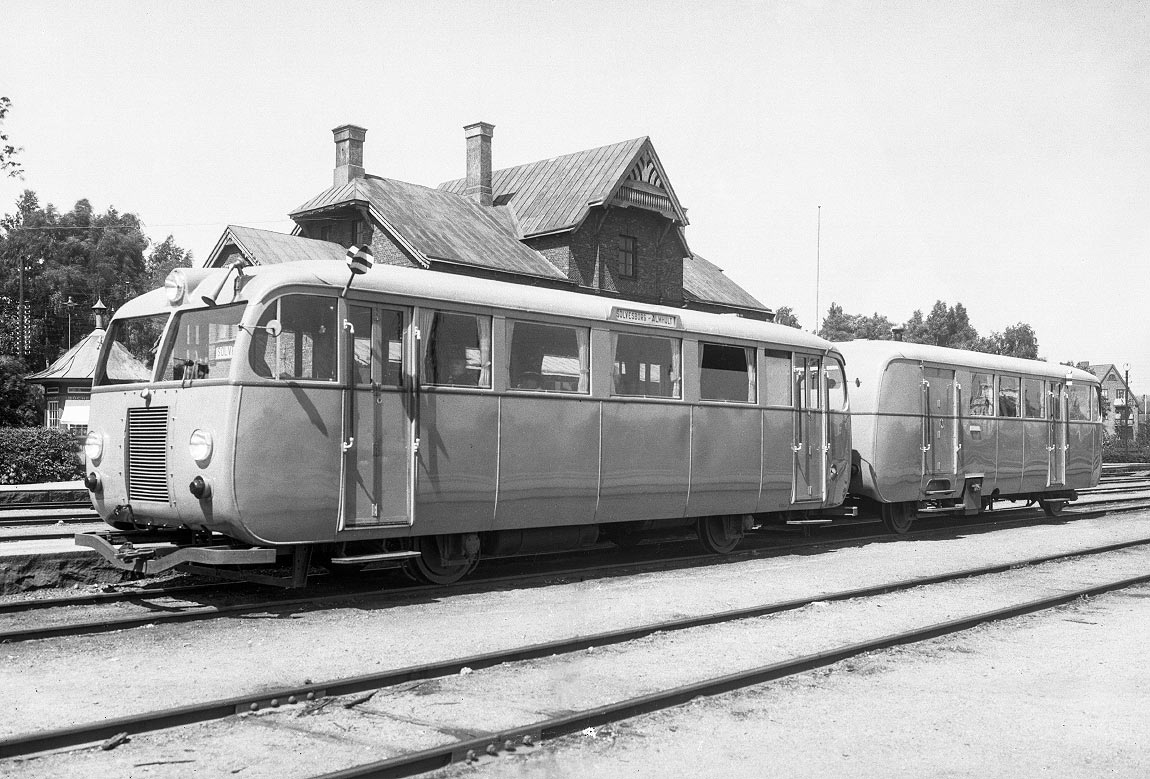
<box><xmin>265</xmin><ymin>319</ymin><xmax>282</xmax><ymax>338</ymax></box>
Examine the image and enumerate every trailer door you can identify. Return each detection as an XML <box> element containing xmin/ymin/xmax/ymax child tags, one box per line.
<box><xmin>1048</xmin><ymin>381</ymin><xmax>1068</xmax><ymax>486</ymax></box>
<box><xmin>921</xmin><ymin>366</ymin><xmax>957</xmax><ymax>485</ymax></box>
<box><xmin>340</xmin><ymin>304</ymin><xmax>413</xmax><ymax>529</ymax></box>
<box><xmin>792</xmin><ymin>354</ymin><xmax>826</xmax><ymax>504</ymax></box>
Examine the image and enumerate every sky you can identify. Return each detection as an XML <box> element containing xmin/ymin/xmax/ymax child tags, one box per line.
<box><xmin>2</xmin><ymin>1</ymin><xmax>1147</xmax><ymax>389</ymax></box>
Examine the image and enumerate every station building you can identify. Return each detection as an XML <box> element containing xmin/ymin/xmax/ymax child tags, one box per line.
<box><xmin>205</xmin><ymin>123</ymin><xmax>770</xmax><ymax>321</ymax></box>
<box><xmin>1087</xmin><ymin>363</ymin><xmax>1141</xmax><ymax>439</ymax></box>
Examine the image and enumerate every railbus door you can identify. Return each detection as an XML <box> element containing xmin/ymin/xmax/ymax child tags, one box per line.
<box><xmin>1048</xmin><ymin>381</ymin><xmax>1068</xmax><ymax>487</ymax></box>
<box><xmin>339</xmin><ymin>303</ymin><xmax>413</xmax><ymax>529</ymax></box>
<box><xmin>921</xmin><ymin>366</ymin><xmax>958</xmax><ymax>489</ymax></box>
<box><xmin>791</xmin><ymin>354</ymin><xmax>826</xmax><ymax>504</ymax></box>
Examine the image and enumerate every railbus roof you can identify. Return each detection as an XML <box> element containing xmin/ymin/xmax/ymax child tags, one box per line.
<box><xmin>836</xmin><ymin>340</ymin><xmax>1099</xmax><ymax>385</ymax></box>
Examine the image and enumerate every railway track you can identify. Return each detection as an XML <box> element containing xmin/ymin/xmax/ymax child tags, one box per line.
<box><xmin>3</xmin><ymin>486</ymin><xmax>1149</xmax><ymax>643</ymax></box>
<box><xmin>3</xmin><ymin>535</ymin><xmax>1148</xmax><ymax>774</ymax></box>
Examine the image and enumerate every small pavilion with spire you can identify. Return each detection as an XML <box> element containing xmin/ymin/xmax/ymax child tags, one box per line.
<box><xmin>25</xmin><ymin>300</ymin><xmax>108</xmax><ymax>434</ymax></box>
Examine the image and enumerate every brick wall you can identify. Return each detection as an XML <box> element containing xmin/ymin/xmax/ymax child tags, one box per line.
<box><xmin>563</xmin><ymin>207</ymin><xmax>685</xmax><ymax>305</ymax></box>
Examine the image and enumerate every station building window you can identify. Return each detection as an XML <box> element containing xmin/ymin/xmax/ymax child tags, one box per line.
<box><xmin>699</xmin><ymin>342</ymin><xmax>755</xmax><ymax>402</ymax></box>
<box><xmin>998</xmin><ymin>376</ymin><xmax>1021</xmax><ymax>417</ymax></box>
<box><xmin>611</xmin><ymin>332</ymin><xmax>680</xmax><ymax>398</ymax></box>
<box><xmin>618</xmin><ymin>235</ymin><xmax>637</xmax><ymax>279</ymax></box>
<box><xmin>421</xmin><ymin>310</ymin><xmax>492</xmax><ymax>388</ymax></box>
<box><xmin>1022</xmin><ymin>378</ymin><xmax>1045</xmax><ymax>418</ymax></box>
<box><xmin>508</xmin><ymin>321</ymin><xmax>589</xmax><ymax>393</ymax></box>
<box><xmin>761</xmin><ymin>349</ymin><xmax>792</xmax><ymax>406</ymax></box>
<box><xmin>249</xmin><ymin>295</ymin><xmax>338</xmax><ymax>381</ymax></box>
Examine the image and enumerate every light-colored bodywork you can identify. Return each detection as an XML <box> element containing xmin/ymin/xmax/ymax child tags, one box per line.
<box><xmin>85</xmin><ymin>261</ymin><xmax>851</xmax><ymax>550</ymax></box>
<box><xmin>838</xmin><ymin>340</ymin><xmax>1102</xmax><ymax>507</ymax></box>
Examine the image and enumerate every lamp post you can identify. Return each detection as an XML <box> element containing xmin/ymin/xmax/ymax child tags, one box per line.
<box><xmin>1124</xmin><ymin>363</ymin><xmax>1131</xmax><ymax>461</ymax></box>
<box><xmin>64</xmin><ymin>296</ymin><xmax>78</xmax><ymax>348</ymax></box>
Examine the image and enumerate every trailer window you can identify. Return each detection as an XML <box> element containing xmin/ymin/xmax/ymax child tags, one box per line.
<box><xmin>761</xmin><ymin>349</ymin><xmax>791</xmax><ymax>406</ymax></box>
<box><xmin>508</xmin><ymin>321</ymin><xmax>589</xmax><ymax>393</ymax></box>
<box><xmin>1022</xmin><ymin>378</ymin><xmax>1045</xmax><ymax>418</ymax></box>
<box><xmin>968</xmin><ymin>372</ymin><xmax>994</xmax><ymax>416</ymax></box>
<box><xmin>159</xmin><ymin>304</ymin><xmax>245</xmax><ymax>381</ymax></box>
<box><xmin>611</xmin><ymin>332</ymin><xmax>681</xmax><ymax>398</ymax></box>
<box><xmin>699</xmin><ymin>342</ymin><xmax>755</xmax><ymax>402</ymax></box>
<box><xmin>249</xmin><ymin>295</ymin><xmax>338</xmax><ymax>381</ymax></box>
<box><xmin>421</xmin><ymin>310</ymin><xmax>492</xmax><ymax>388</ymax></box>
<box><xmin>998</xmin><ymin>376</ymin><xmax>1020</xmax><ymax>418</ymax></box>
<box><xmin>96</xmin><ymin>313</ymin><xmax>168</xmax><ymax>385</ymax></box>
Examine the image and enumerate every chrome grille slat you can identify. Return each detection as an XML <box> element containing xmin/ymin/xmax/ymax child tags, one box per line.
<box><xmin>127</xmin><ymin>407</ymin><xmax>169</xmax><ymax>502</ymax></box>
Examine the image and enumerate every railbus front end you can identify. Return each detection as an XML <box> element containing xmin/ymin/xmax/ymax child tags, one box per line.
<box><xmin>78</xmin><ymin>260</ymin><xmax>852</xmax><ymax>587</ymax></box>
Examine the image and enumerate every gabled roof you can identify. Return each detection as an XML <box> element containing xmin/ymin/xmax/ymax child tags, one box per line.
<box><xmin>205</xmin><ymin>225</ymin><xmax>347</xmax><ymax>268</ymax></box>
<box><xmin>683</xmin><ymin>253</ymin><xmax>770</xmax><ymax>314</ymax></box>
<box><xmin>291</xmin><ymin>177</ymin><xmax>567</xmax><ymax>281</ymax></box>
<box><xmin>437</xmin><ymin>137</ymin><xmax>688</xmax><ymax>238</ymax></box>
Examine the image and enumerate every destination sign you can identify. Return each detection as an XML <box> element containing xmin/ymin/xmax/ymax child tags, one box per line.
<box><xmin>611</xmin><ymin>307</ymin><xmax>681</xmax><ymax>329</ymax></box>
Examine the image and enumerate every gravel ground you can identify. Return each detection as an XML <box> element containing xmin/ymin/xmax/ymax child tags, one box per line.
<box><xmin>3</xmin><ymin>512</ymin><xmax>1149</xmax><ymax>778</ymax></box>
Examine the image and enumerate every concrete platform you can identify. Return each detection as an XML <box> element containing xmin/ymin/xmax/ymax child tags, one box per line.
<box><xmin>0</xmin><ymin>480</ymin><xmax>88</xmax><ymax>506</ymax></box>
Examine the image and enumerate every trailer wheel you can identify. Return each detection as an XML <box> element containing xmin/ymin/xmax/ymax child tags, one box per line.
<box><xmin>1039</xmin><ymin>499</ymin><xmax>1066</xmax><ymax>517</ymax></box>
<box><xmin>405</xmin><ymin>533</ymin><xmax>480</xmax><ymax>585</ymax></box>
<box><xmin>880</xmin><ymin>502</ymin><xmax>916</xmax><ymax>534</ymax></box>
<box><xmin>696</xmin><ymin>515</ymin><xmax>744</xmax><ymax>555</ymax></box>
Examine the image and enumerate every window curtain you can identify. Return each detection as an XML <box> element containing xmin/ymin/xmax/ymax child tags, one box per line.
<box><xmin>576</xmin><ymin>328</ymin><xmax>590</xmax><ymax>393</ymax></box>
<box><xmin>670</xmin><ymin>340</ymin><xmax>682</xmax><ymax>398</ymax></box>
<box><xmin>417</xmin><ymin>308</ymin><xmax>437</xmax><ymax>384</ymax></box>
<box><xmin>477</xmin><ymin>316</ymin><xmax>492</xmax><ymax>388</ymax></box>
<box><xmin>610</xmin><ymin>332</ymin><xmax>621</xmax><ymax>394</ymax></box>
<box><xmin>745</xmin><ymin>347</ymin><xmax>757</xmax><ymax>403</ymax></box>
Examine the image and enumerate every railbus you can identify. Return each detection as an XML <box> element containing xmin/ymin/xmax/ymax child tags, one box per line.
<box><xmin>838</xmin><ymin>340</ymin><xmax>1102</xmax><ymax>533</ymax></box>
<box><xmin>77</xmin><ymin>259</ymin><xmax>852</xmax><ymax>586</ymax></box>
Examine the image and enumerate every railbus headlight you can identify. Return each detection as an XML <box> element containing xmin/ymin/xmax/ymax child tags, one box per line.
<box><xmin>188</xmin><ymin>429</ymin><xmax>214</xmax><ymax>465</ymax></box>
<box><xmin>164</xmin><ymin>270</ymin><xmax>187</xmax><ymax>305</ymax></box>
<box><xmin>84</xmin><ymin>431</ymin><xmax>104</xmax><ymax>463</ymax></box>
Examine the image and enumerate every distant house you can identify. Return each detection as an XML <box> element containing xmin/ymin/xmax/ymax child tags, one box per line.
<box><xmin>24</xmin><ymin>302</ymin><xmax>108</xmax><ymax>435</ymax></box>
<box><xmin>205</xmin><ymin>123</ymin><xmax>770</xmax><ymax>321</ymax></box>
<box><xmin>1087</xmin><ymin>364</ymin><xmax>1140</xmax><ymax>438</ymax></box>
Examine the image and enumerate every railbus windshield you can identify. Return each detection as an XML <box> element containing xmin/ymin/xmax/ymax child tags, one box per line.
<box><xmin>95</xmin><ymin>313</ymin><xmax>169</xmax><ymax>385</ymax></box>
<box><xmin>157</xmin><ymin>304</ymin><xmax>246</xmax><ymax>381</ymax></box>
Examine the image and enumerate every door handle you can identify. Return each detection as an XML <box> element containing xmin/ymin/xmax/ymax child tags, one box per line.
<box><xmin>791</xmin><ymin>443</ymin><xmax>804</xmax><ymax>453</ymax></box>
<box><xmin>341</xmin><ymin>437</ymin><xmax>355</xmax><ymax>453</ymax></box>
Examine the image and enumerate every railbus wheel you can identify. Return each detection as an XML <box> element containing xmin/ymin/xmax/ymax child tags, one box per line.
<box><xmin>880</xmin><ymin>501</ymin><xmax>916</xmax><ymax>534</ymax></box>
<box><xmin>1039</xmin><ymin>499</ymin><xmax>1066</xmax><ymax>517</ymax></box>
<box><xmin>404</xmin><ymin>533</ymin><xmax>481</xmax><ymax>586</ymax></box>
<box><xmin>695</xmin><ymin>515</ymin><xmax>745</xmax><ymax>555</ymax></box>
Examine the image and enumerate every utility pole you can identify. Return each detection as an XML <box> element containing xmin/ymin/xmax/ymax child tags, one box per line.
<box><xmin>17</xmin><ymin>254</ymin><xmax>24</xmax><ymax>356</ymax></box>
<box><xmin>1124</xmin><ymin>363</ymin><xmax>1131</xmax><ymax>461</ymax></box>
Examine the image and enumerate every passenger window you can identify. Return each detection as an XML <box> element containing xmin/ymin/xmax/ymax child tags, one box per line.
<box><xmin>1068</xmin><ymin>385</ymin><xmax>1091</xmax><ymax>421</ymax></box>
<box><xmin>762</xmin><ymin>349</ymin><xmax>792</xmax><ymax>406</ymax></box>
<box><xmin>249</xmin><ymin>295</ymin><xmax>338</xmax><ymax>381</ymax></box>
<box><xmin>825</xmin><ymin>358</ymin><xmax>848</xmax><ymax>411</ymax></box>
<box><xmin>968</xmin><ymin>372</ymin><xmax>994</xmax><ymax>416</ymax></box>
<box><xmin>349</xmin><ymin>305</ymin><xmax>373</xmax><ymax>385</ymax></box>
<box><xmin>998</xmin><ymin>376</ymin><xmax>1020</xmax><ymax>418</ymax></box>
<box><xmin>380</xmin><ymin>309</ymin><xmax>404</xmax><ymax>387</ymax></box>
<box><xmin>98</xmin><ymin>313</ymin><xmax>169</xmax><ymax>385</ymax></box>
<box><xmin>795</xmin><ymin>356</ymin><xmax>823</xmax><ymax>410</ymax></box>
<box><xmin>611</xmin><ymin>332</ymin><xmax>681</xmax><ymax>398</ymax></box>
<box><xmin>1022</xmin><ymin>378</ymin><xmax>1044</xmax><ymax>418</ymax></box>
<box><xmin>420</xmin><ymin>310</ymin><xmax>492</xmax><ymax>388</ymax></box>
<box><xmin>699</xmin><ymin>342</ymin><xmax>755</xmax><ymax>402</ymax></box>
<box><xmin>508</xmin><ymin>321</ymin><xmax>589</xmax><ymax>393</ymax></box>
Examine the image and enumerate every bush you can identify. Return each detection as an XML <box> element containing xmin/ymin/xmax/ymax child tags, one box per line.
<box><xmin>1102</xmin><ymin>433</ymin><xmax>1150</xmax><ymax>464</ymax></box>
<box><xmin>0</xmin><ymin>428</ymin><xmax>84</xmax><ymax>484</ymax></box>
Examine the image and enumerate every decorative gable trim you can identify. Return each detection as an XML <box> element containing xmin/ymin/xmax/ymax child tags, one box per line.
<box><xmin>602</xmin><ymin>141</ymin><xmax>688</xmax><ymax>226</ymax></box>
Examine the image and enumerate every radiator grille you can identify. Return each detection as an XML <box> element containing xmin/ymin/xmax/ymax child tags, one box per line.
<box><xmin>127</xmin><ymin>406</ymin><xmax>169</xmax><ymax>502</ymax></box>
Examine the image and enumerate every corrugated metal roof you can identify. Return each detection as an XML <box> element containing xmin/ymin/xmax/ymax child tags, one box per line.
<box><xmin>225</xmin><ymin>225</ymin><xmax>348</xmax><ymax>265</ymax></box>
<box><xmin>26</xmin><ymin>329</ymin><xmax>105</xmax><ymax>383</ymax></box>
<box><xmin>292</xmin><ymin>177</ymin><xmax>567</xmax><ymax>280</ymax></box>
<box><xmin>439</xmin><ymin>137</ymin><xmax>650</xmax><ymax>237</ymax></box>
<box><xmin>683</xmin><ymin>253</ymin><xmax>769</xmax><ymax>312</ymax></box>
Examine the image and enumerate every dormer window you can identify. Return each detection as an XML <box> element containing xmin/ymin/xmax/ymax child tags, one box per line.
<box><xmin>619</xmin><ymin>235</ymin><xmax>637</xmax><ymax>279</ymax></box>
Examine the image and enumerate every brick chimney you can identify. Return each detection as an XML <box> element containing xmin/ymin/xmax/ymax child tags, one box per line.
<box><xmin>463</xmin><ymin>122</ymin><xmax>494</xmax><ymax>206</ymax></box>
<box><xmin>333</xmin><ymin>124</ymin><xmax>367</xmax><ymax>187</ymax></box>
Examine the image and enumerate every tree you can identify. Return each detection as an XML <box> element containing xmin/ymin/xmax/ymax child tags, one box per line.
<box><xmin>854</xmin><ymin>312</ymin><xmax>894</xmax><ymax>341</ymax></box>
<box><xmin>773</xmin><ymin>306</ymin><xmax>801</xmax><ymax>329</ymax></box>
<box><xmin>976</xmin><ymin>322</ymin><xmax>1039</xmax><ymax>359</ymax></box>
<box><xmin>0</xmin><ymin>356</ymin><xmax>41</xmax><ymax>427</ymax></box>
<box><xmin>0</xmin><ymin>191</ymin><xmax>184</xmax><ymax>365</ymax></box>
<box><xmin>818</xmin><ymin>302</ymin><xmax>855</xmax><ymax>341</ymax></box>
<box><xmin>0</xmin><ymin>97</ymin><xmax>22</xmax><ymax>179</ymax></box>
<box><xmin>144</xmin><ymin>235</ymin><xmax>194</xmax><ymax>290</ymax></box>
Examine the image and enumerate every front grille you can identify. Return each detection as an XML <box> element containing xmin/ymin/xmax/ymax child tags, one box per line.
<box><xmin>127</xmin><ymin>406</ymin><xmax>170</xmax><ymax>502</ymax></box>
